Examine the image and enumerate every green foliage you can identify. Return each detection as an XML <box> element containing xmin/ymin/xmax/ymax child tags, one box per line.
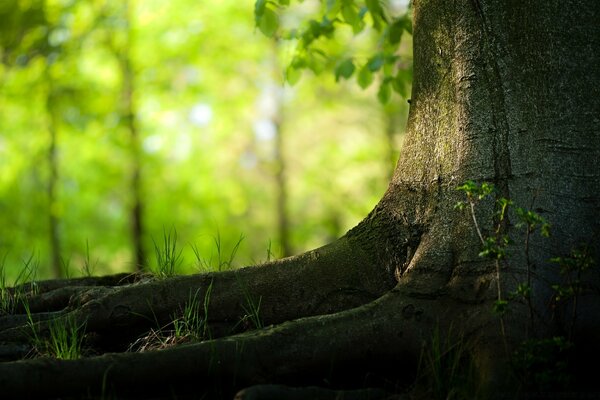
<box><xmin>25</xmin><ymin>304</ymin><xmax>86</xmax><ymax>360</ymax></box>
<box><xmin>457</xmin><ymin>181</ymin><xmax>596</xmax><ymax>392</ymax></box>
<box><xmin>235</xmin><ymin>274</ymin><xmax>263</xmax><ymax>330</ymax></box>
<box><xmin>46</xmin><ymin>315</ymin><xmax>87</xmax><ymax>360</ymax></box>
<box><xmin>0</xmin><ymin>0</ymin><xmax>408</xmax><ymax>281</ymax></box>
<box><xmin>255</xmin><ymin>0</ymin><xmax>413</xmax><ymax>103</ymax></box>
<box><xmin>173</xmin><ymin>281</ymin><xmax>213</xmax><ymax>340</ymax></box>
<box><xmin>416</xmin><ymin>326</ymin><xmax>480</xmax><ymax>400</ymax></box>
<box><xmin>151</xmin><ymin>228</ymin><xmax>183</xmax><ymax>278</ymax></box>
<box><xmin>479</xmin><ymin>235</ymin><xmax>510</xmax><ymax>260</ymax></box>
<box><xmin>80</xmin><ymin>240</ymin><xmax>98</xmax><ymax>277</ymax></box>
<box><xmin>192</xmin><ymin>233</ymin><xmax>244</xmax><ymax>272</ymax></box>
<box><xmin>512</xmin><ymin>337</ymin><xmax>573</xmax><ymax>392</ymax></box>
<box><xmin>0</xmin><ymin>253</ymin><xmax>39</xmax><ymax>315</ymax></box>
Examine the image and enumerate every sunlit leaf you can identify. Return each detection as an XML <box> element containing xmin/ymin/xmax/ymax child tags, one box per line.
<box><xmin>285</xmin><ymin>65</ymin><xmax>301</xmax><ymax>85</ymax></box>
<box><xmin>365</xmin><ymin>0</ymin><xmax>383</xmax><ymax>30</ymax></box>
<box><xmin>255</xmin><ymin>0</ymin><xmax>267</xmax><ymax>18</ymax></box>
<box><xmin>341</xmin><ymin>4</ymin><xmax>358</xmax><ymax>25</ymax></box>
<box><xmin>326</xmin><ymin>0</ymin><xmax>341</xmax><ymax>18</ymax></box>
<box><xmin>258</xmin><ymin>7</ymin><xmax>279</xmax><ymax>37</ymax></box>
<box><xmin>365</xmin><ymin>0</ymin><xmax>382</xmax><ymax>15</ymax></box>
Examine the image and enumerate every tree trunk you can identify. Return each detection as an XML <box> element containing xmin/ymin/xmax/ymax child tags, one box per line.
<box><xmin>120</xmin><ymin>0</ymin><xmax>146</xmax><ymax>271</ymax></box>
<box><xmin>45</xmin><ymin>74</ymin><xmax>63</xmax><ymax>279</ymax></box>
<box><xmin>1</xmin><ymin>0</ymin><xmax>598</xmax><ymax>398</ymax></box>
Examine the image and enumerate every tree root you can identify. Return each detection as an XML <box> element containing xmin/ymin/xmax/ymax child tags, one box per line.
<box><xmin>234</xmin><ymin>384</ymin><xmax>396</xmax><ymax>400</ymax></box>
<box><xmin>1</xmin><ymin>236</ymin><xmax>397</xmax><ymax>346</ymax></box>
<box><xmin>0</xmin><ymin>289</ymin><xmax>439</xmax><ymax>398</ymax></box>
<box><xmin>0</xmin><ymin>217</ymin><xmax>429</xmax><ymax>398</ymax></box>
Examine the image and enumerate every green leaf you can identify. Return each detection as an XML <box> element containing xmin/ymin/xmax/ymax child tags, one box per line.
<box><xmin>255</xmin><ymin>0</ymin><xmax>267</xmax><ymax>18</ymax></box>
<box><xmin>326</xmin><ymin>0</ymin><xmax>341</xmax><ymax>18</ymax></box>
<box><xmin>391</xmin><ymin>73</ymin><xmax>406</xmax><ymax>97</ymax></box>
<box><xmin>341</xmin><ymin>4</ymin><xmax>358</xmax><ymax>25</ymax></box>
<box><xmin>357</xmin><ymin>65</ymin><xmax>373</xmax><ymax>89</ymax></box>
<box><xmin>388</xmin><ymin>19</ymin><xmax>404</xmax><ymax>45</ymax></box>
<box><xmin>258</xmin><ymin>7</ymin><xmax>279</xmax><ymax>37</ymax></box>
<box><xmin>377</xmin><ymin>80</ymin><xmax>391</xmax><ymax>104</ymax></box>
<box><xmin>335</xmin><ymin>58</ymin><xmax>355</xmax><ymax>81</ymax></box>
<box><xmin>277</xmin><ymin>0</ymin><xmax>290</xmax><ymax>5</ymax></box>
<box><xmin>367</xmin><ymin>53</ymin><xmax>384</xmax><ymax>72</ymax></box>
<box><xmin>365</xmin><ymin>0</ymin><xmax>383</xmax><ymax>30</ymax></box>
<box><xmin>493</xmin><ymin>300</ymin><xmax>509</xmax><ymax>315</ymax></box>
<box><xmin>454</xmin><ymin>201</ymin><xmax>467</xmax><ymax>211</ymax></box>
<box><xmin>285</xmin><ymin>65</ymin><xmax>302</xmax><ymax>85</ymax></box>
<box><xmin>308</xmin><ymin>20</ymin><xmax>322</xmax><ymax>38</ymax></box>
<box><xmin>365</xmin><ymin>0</ymin><xmax>382</xmax><ymax>15</ymax></box>
<box><xmin>402</xmin><ymin>15</ymin><xmax>413</xmax><ymax>34</ymax></box>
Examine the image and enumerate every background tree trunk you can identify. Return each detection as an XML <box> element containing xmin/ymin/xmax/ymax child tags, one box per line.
<box><xmin>120</xmin><ymin>0</ymin><xmax>146</xmax><ymax>272</ymax></box>
<box><xmin>45</xmin><ymin>74</ymin><xmax>63</xmax><ymax>279</ymax></box>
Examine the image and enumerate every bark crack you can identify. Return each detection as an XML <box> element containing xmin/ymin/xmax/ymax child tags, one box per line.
<box><xmin>470</xmin><ymin>0</ymin><xmax>513</xmax><ymax>198</ymax></box>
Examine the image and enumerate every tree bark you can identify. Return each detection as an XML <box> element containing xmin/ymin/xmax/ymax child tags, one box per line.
<box><xmin>1</xmin><ymin>0</ymin><xmax>599</xmax><ymax>398</ymax></box>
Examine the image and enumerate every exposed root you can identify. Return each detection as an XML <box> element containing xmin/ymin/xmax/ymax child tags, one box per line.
<box><xmin>0</xmin><ymin>289</ymin><xmax>440</xmax><ymax>398</ymax></box>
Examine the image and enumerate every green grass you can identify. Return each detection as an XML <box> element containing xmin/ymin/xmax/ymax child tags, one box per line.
<box><xmin>47</xmin><ymin>314</ymin><xmax>87</xmax><ymax>360</ymax></box>
<box><xmin>235</xmin><ymin>274</ymin><xmax>263</xmax><ymax>330</ymax></box>
<box><xmin>80</xmin><ymin>240</ymin><xmax>98</xmax><ymax>277</ymax></box>
<box><xmin>192</xmin><ymin>232</ymin><xmax>244</xmax><ymax>272</ymax></box>
<box><xmin>1</xmin><ymin>252</ymin><xmax>39</xmax><ymax>315</ymax></box>
<box><xmin>415</xmin><ymin>326</ymin><xmax>480</xmax><ymax>400</ymax></box>
<box><xmin>151</xmin><ymin>227</ymin><xmax>183</xmax><ymax>278</ymax></box>
<box><xmin>25</xmin><ymin>303</ymin><xmax>87</xmax><ymax>360</ymax></box>
<box><xmin>173</xmin><ymin>280</ymin><xmax>213</xmax><ymax>340</ymax></box>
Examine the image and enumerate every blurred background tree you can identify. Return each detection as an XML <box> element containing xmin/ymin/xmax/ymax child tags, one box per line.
<box><xmin>0</xmin><ymin>0</ymin><xmax>411</xmax><ymax>280</ymax></box>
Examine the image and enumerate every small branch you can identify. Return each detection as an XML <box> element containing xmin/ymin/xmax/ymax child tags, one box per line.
<box><xmin>469</xmin><ymin>202</ymin><xmax>485</xmax><ymax>244</ymax></box>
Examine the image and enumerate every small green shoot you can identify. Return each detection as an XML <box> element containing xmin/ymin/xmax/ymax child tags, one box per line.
<box><xmin>242</xmin><ymin>294</ymin><xmax>263</xmax><ymax>330</ymax></box>
<box><xmin>235</xmin><ymin>274</ymin><xmax>263</xmax><ymax>330</ymax></box>
<box><xmin>192</xmin><ymin>232</ymin><xmax>244</xmax><ymax>272</ymax></box>
<box><xmin>151</xmin><ymin>227</ymin><xmax>183</xmax><ymax>278</ymax></box>
<box><xmin>80</xmin><ymin>240</ymin><xmax>98</xmax><ymax>277</ymax></box>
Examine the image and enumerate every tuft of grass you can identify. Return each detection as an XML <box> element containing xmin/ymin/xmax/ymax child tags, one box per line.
<box><xmin>173</xmin><ymin>280</ymin><xmax>213</xmax><ymax>340</ymax></box>
<box><xmin>25</xmin><ymin>304</ymin><xmax>87</xmax><ymax>360</ymax></box>
<box><xmin>192</xmin><ymin>232</ymin><xmax>244</xmax><ymax>272</ymax></box>
<box><xmin>415</xmin><ymin>326</ymin><xmax>480</xmax><ymax>400</ymax></box>
<box><xmin>80</xmin><ymin>240</ymin><xmax>98</xmax><ymax>277</ymax></box>
<box><xmin>235</xmin><ymin>274</ymin><xmax>263</xmax><ymax>330</ymax></box>
<box><xmin>1</xmin><ymin>253</ymin><xmax>39</xmax><ymax>315</ymax></box>
<box><xmin>151</xmin><ymin>227</ymin><xmax>183</xmax><ymax>278</ymax></box>
<box><xmin>46</xmin><ymin>315</ymin><xmax>87</xmax><ymax>360</ymax></box>
<box><xmin>130</xmin><ymin>280</ymin><xmax>213</xmax><ymax>352</ymax></box>
<box><xmin>265</xmin><ymin>240</ymin><xmax>274</xmax><ymax>262</ymax></box>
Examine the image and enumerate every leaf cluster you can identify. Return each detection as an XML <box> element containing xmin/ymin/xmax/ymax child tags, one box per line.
<box><xmin>254</xmin><ymin>0</ymin><xmax>412</xmax><ymax>103</ymax></box>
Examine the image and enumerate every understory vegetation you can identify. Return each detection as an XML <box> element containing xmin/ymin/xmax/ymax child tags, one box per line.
<box><xmin>0</xmin><ymin>181</ymin><xmax>593</xmax><ymax>398</ymax></box>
